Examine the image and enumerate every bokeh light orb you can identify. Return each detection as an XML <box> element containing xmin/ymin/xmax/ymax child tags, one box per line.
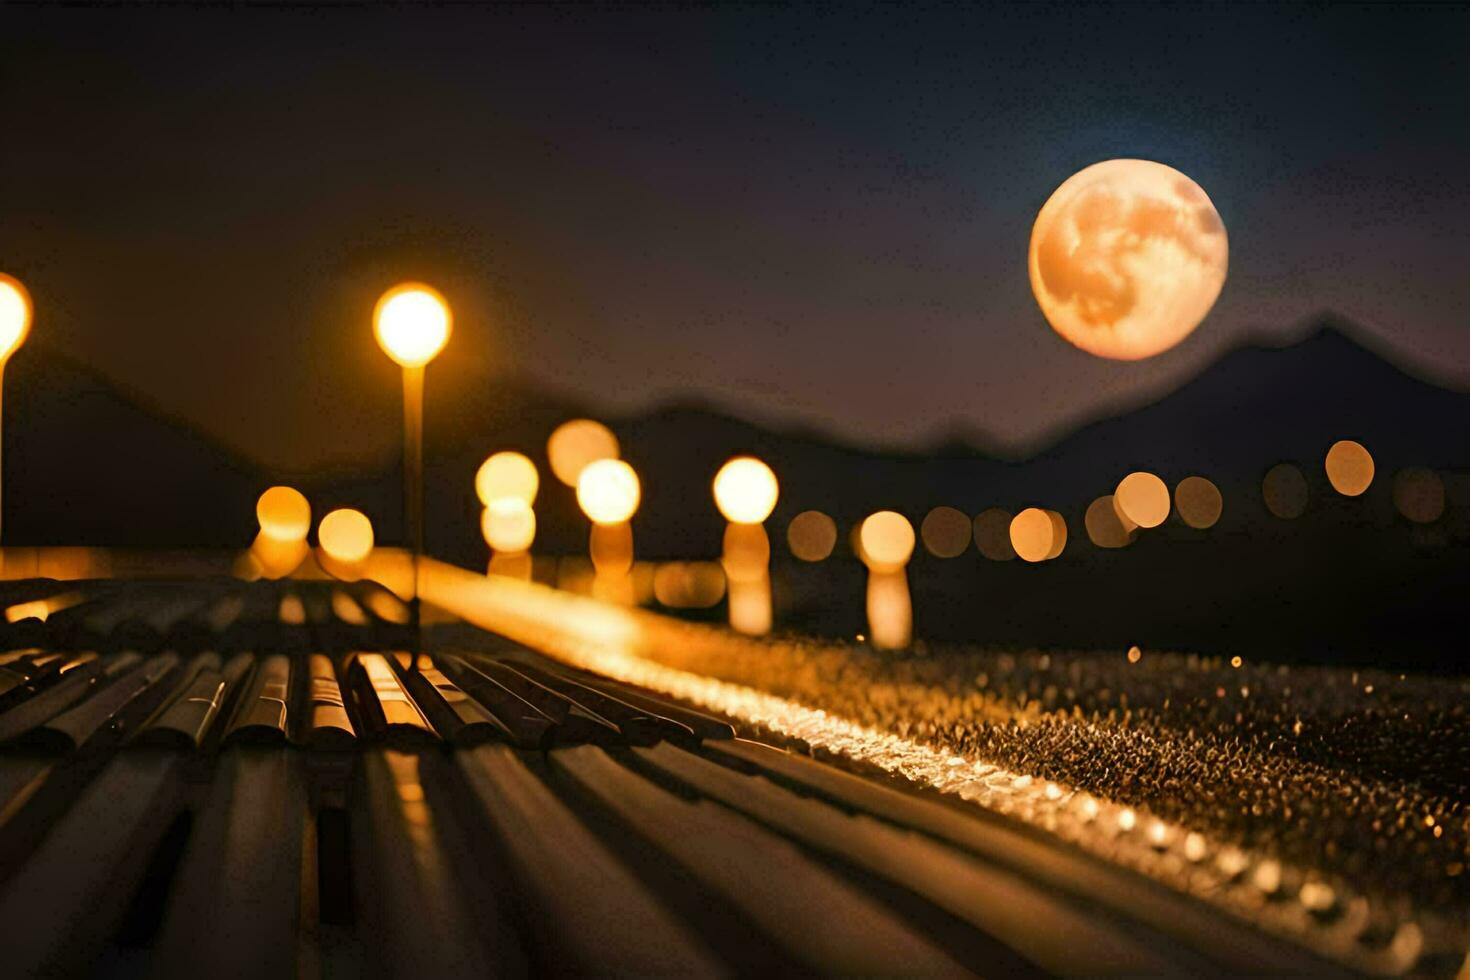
<box><xmin>973</xmin><ymin>508</ymin><xmax>1017</xmax><ymax>561</ymax></box>
<box><xmin>0</xmin><ymin>273</ymin><xmax>33</xmax><ymax>360</ymax></box>
<box><xmin>256</xmin><ymin>486</ymin><xmax>311</xmax><ymax>541</ymax></box>
<box><xmin>1174</xmin><ymin>476</ymin><xmax>1223</xmax><ymax>529</ymax></box>
<box><xmin>481</xmin><ymin>497</ymin><xmax>537</xmax><ymax>552</ymax></box>
<box><xmin>712</xmin><ymin>456</ymin><xmax>779</xmax><ymax>524</ymax></box>
<box><xmin>373</xmin><ymin>282</ymin><xmax>452</xmax><ymax>368</ymax></box>
<box><xmin>1085</xmin><ymin>495</ymin><xmax>1134</xmax><ymax>548</ymax></box>
<box><xmin>576</xmin><ymin>459</ymin><xmax>641</xmax><ymax>525</ymax></box>
<box><xmin>1029</xmin><ymin>159</ymin><xmax>1228</xmax><ymax>360</ymax></box>
<box><xmin>1115</xmin><ymin>471</ymin><xmax>1171</xmax><ymax>528</ymax></box>
<box><xmin>1262</xmin><ymin>463</ymin><xmax>1309</xmax><ymax>519</ymax></box>
<box><xmin>1393</xmin><ymin>467</ymin><xmax>1445</xmax><ymax>524</ymax></box>
<box><xmin>475</xmin><ymin>451</ymin><xmax>539</xmax><ymax>506</ymax></box>
<box><xmin>1324</xmin><ymin>440</ymin><xmax>1374</xmax><ymax>497</ymax></box>
<box><xmin>859</xmin><ymin>511</ymin><xmax>915</xmax><ymax>571</ymax></box>
<box><xmin>1009</xmin><ymin>507</ymin><xmax>1056</xmax><ymax>563</ymax></box>
<box><xmin>786</xmin><ymin>510</ymin><xmax>837</xmax><ymax>562</ymax></box>
<box><xmin>318</xmin><ymin>508</ymin><xmax>374</xmax><ymax>563</ymax></box>
<box><xmin>920</xmin><ymin>506</ymin><xmax>972</xmax><ymax>558</ymax></box>
<box><xmin>547</xmin><ymin>419</ymin><xmax>620</xmax><ymax>487</ymax></box>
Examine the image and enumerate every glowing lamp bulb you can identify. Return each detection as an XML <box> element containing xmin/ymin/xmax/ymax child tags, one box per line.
<box><xmin>476</xmin><ymin>451</ymin><xmax>538</xmax><ymax>506</ymax></box>
<box><xmin>859</xmin><ymin>511</ymin><xmax>915</xmax><ymax>571</ymax></box>
<box><xmin>373</xmin><ymin>282</ymin><xmax>451</xmax><ymax>368</ymax></box>
<box><xmin>481</xmin><ymin>497</ymin><xmax>537</xmax><ymax>552</ymax></box>
<box><xmin>577</xmin><ymin>459</ymin><xmax>641</xmax><ymax>525</ymax></box>
<box><xmin>256</xmin><ymin>486</ymin><xmax>311</xmax><ymax>542</ymax></box>
<box><xmin>0</xmin><ymin>273</ymin><xmax>33</xmax><ymax>361</ymax></box>
<box><xmin>318</xmin><ymin>508</ymin><xmax>374</xmax><ymax>563</ymax></box>
<box><xmin>713</xmin><ymin>456</ymin><xmax>779</xmax><ymax>524</ymax></box>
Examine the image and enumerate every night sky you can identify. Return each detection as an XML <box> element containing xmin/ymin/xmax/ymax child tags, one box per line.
<box><xmin>3</xmin><ymin>3</ymin><xmax>1468</xmax><ymax>472</ymax></box>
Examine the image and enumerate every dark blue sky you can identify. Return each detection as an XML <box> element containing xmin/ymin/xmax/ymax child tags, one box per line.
<box><xmin>3</xmin><ymin>3</ymin><xmax>1468</xmax><ymax>469</ymax></box>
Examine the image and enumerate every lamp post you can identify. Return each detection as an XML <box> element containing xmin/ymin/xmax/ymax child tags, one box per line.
<box><xmin>576</xmin><ymin>458</ymin><xmax>640</xmax><ymax>604</ymax></box>
<box><xmin>373</xmin><ymin>283</ymin><xmax>451</xmax><ymax>649</ymax></box>
<box><xmin>712</xmin><ymin>455</ymin><xmax>779</xmax><ymax>635</ymax></box>
<box><xmin>0</xmin><ymin>274</ymin><xmax>34</xmax><ymax>547</ymax></box>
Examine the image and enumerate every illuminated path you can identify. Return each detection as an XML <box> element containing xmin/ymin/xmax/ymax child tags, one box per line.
<box><xmin>419</xmin><ymin>559</ymin><xmax>1464</xmax><ymax>976</ymax></box>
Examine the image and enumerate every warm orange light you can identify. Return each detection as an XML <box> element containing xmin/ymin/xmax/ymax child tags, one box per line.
<box><xmin>786</xmin><ymin>510</ymin><xmax>837</xmax><ymax>562</ymax></box>
<box><xmin>373</xmin><ymin>282</ymin><xmax>451</xmax><ymax>368</ymax></box>
<box><xmin>859</xmin><ymin>511</ymin><xmax>915</xmax><ymax>571</ymax></box>
<box><xmin>1174</xmin><ymin>476</ymin><xmax>1223</xmax><ymax>529</ymax></box>
<box><xmin>712</xmin><ymin>456</ymin><xmax>779</xmax><ymax>524</ymax></box>
<box><xmin>1043</xmin><ymin>510</ymin><xmax>1068</xmax><ymax>560</ymax></box>
<box><xmin>1084</xmin><ymin>495</ymin><xmax>1134</xmax><ymax>548</ymax></box>
<box><xmin>1263</xmin><ymin>463</ymin><xmax>1308</xmax><ymax>519</ymax></box>
<box><xmin>318</xmin><ymin>508</ymin><xmax>374</xmax><ymax>563</ymax></box>
<box><xmin>256</xmin><ymin>486</ymin><xmax>311</xmax><ymax>541</ymax></box>
<box><xmin>653</xmin><ymin>561</ymin><xmax>726</xmax><ymax>609</ymax></box>
<box><xmin>1393</xmin><ymin>467</ymin><xmax>1445</xmax><ymax>524</ymax></box>
<box><xmin>475</xmin><ymin>451</ymin><xmax>539</xmax><ymax>506</ymax></box>
<box><xmin>920</xmin><ymin>506</ymin><xmax>972</xmax><ymax>558</ymax></box>
<box><xmin>576</xmin><ymin>459</ymin><xmax>641</xmax><ymax>525</ymax></box>
<box><xmin>0</xmin><ymin>273</ymin><xmax>33</xmax><ymax>360</ymax></box>
<box><xmin>1325</xmin><ymin>440</ymin><xmax>1374</xmax><ymax>497</ymax></box>
<box><xmin>1009</xmin><ymin>507</ymin><xmax>1055</xmax><ymax>563</ymax></box>
<box><xmin>973</xmin><ymin>508</ymin><xmax>1016</xmax><ymax>561</ymax></box>
<box><xmin>547</xmin><ymin>419</ymin><xmax>620</xmax><ymax>487</ymax></box>
<box><xmin>1115</xmin><ymin>472</ymin><xmax>1170</xmax><ymax>528</ymax></box>
<box><xmin>481</xmin><ymin>497</ymin><xmax>537</xmax><ymax>552</ymax></box>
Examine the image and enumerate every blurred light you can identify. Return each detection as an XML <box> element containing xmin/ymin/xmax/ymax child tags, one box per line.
<box><xmin>1262</xmin><ymin>463</ymin><xmax>1308</xmax><ymax>519</ymax></box>
<box><xmin>0</xmin><ymin>273</ymin><xmax>33</xmax><ymax>360</ymax></box>
<box><xmin>1085</xmin><ymin>495</ymin><xmax>1134</xmax><ymax>548</ymax></box>
<box><xmin>589</xmin><ymin>520</ymin><xmax>634</xmax><ymax>574</ymax></box>
<box><xmin>247</xmin><ymin>531</ymin><xmax>309</xmax><ymax>579</ymax></box>
<box><xmin>372</xmin><ymin>283</ymin><xmax>451</xmax><ymax>368</ymax></box>
<box><xmin>1114</xmin><ymin>472</ymin><xmax>1170</xmax><ymax>528</ymax></box>
<box><xmin>476</xmin><ymin>451</ymin><xmax>539</xmax><ymax>506</ymax></box>
<box><xmin>577</xmin><ymin>459</ymin><xmax>641</xmax><ymax>525</ymax></box>
<box><xmin>920</xmin><ymin>506</ymin><xmax>971</xmax><ymax>558</ymax></box>
<box><xmin>1324</xmin><ymin>440</ymin><xmax>1374</xmax><ymax>497</ymax></box>
<box><xmin>1174</xmin><ymin>476</ymin><xmax>1223</xmax><ymax>529</ymax></box>
<box><xmin>1393</xmin><ymin>467</ymin><xmax>1445</xmax><ymax>523</ymax></box>
<box><xmin>547</xmin><ymin>419</ymin><xmax>619</xmax><ymax>487</ymax></box>
<box><xmin>722</xmin><ymin>522</ymin><xmax>770</xmax><ymax>583</ymax></box>
<box><xmin>481</xmin><ymin>497</ymin><xmax>536</xmax><ymax>552</ymax></box>
<box><xmin>256</xmin><ymin>486</ymin><xmax>311</xmax><ymax>542</ymax></box>
<box><xmin>1127</xmin><ymin>645</ymin><xmax>1142</xmax><ymax>664</ymax></box>
<box><xmin>653</xmin><ymin>561</ymin><xmax>726</xmax><ymax>608</ymax></box>
<box><xmin>866</xmin><ymin>570</ymin><xmax>912</xmax><ymax>650</ymax></box>
<box><xmin>278</xmin><ymin>594</ymin><xmax>307</xmax><ymax>625</ymax></box>
<box><xmin>727</xmin><ymin>576</ymin><xmax>772</xmax><ymax>636</ymax></box>
<box><xmin>487</xmin><ymin>550</ymin><xmax>533</xmax><ymax>580</ymax></box>
<box><xmin>318</xmin><ymin>508</ymin><xmax>374</xmax><ymax>564</ymax></box>
<box><xmin>1009</xmin><ymin>507</ymin><xmax>1055</xmax><ymax>563</ymax></box>
<box><xmin>786</xmin><ymin>510</ymin><xmax>837</xmax><ymax>562</ymax></box>
<box><xmin>712</xmin><ymin>456</ymin><xmax>779</xmax><ymax>524</ymax></box>
<box><xmin>5</xmin><ymin>591</ymin><xmax>81</xmax><ymax>624</ymax></box>
<box><xmin>365</xmin><ymin>588</ymin><xmax>411</xmax><ymax>624</ymax></box>
<box><xmin>1043</xmin><ymin>510</ymin><xmax>1068</xmax><ymax>560</ymax></box>
<box><xmin>859</xmin><ymin>511</ymin><xmax>915</xmax><ymax>572</ymax></box>
<box><xmin>973</xmin><ymin>508</ymin><xmax>1017</xmax><ymax>561</ymax></box>
<box><xmin>331</xmin><ymin>590</ymin><xmax>369</xmax><ymax>625</ymax></box>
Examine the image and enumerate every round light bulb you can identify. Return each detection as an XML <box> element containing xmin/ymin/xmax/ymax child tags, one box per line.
<box><xmin>318</xmin><ymin>508</ymin><xmax>374</xmax><ymax>563</ymax></box>
<box><xmin>373</xmin><ymin>282</ymin><xmax>452</xmax><ymax>367</ymax></box>
<box><xmin>476</xmin><ymin>451</ymin><xmax>538</xmax><ymax>506</ymax></box>
<box><xmin>576</xmin><ymin>459</ymin><xmax>641</xmax><ymax>525</ymax></box>
<box><xmin>0</xmin><ymin>273</ymin><xmax>33</xmax><ymax>361</ymax></box>
<box><xmin>547</xmin><ymin>419</ymin><xmax>619</xmax><ymax>487</ymax></box>
<box><xmin>712</xmin><ymin>456</ymin><xmax>779</xmax><ymax>524</ymax></box>
<box><xmin>859</xmin><ymin>511</ymin><xmax>915</xmax><ymax>571</ymax></box>
<box><xmin>481</xmin><ymin>497</ymin><xmax>537</xmax><ymax>552</ymax></box>
<box><xmin>256</xmin><ymin>486</ymin><xmax>311</xmax><ymax>542</ymax></box>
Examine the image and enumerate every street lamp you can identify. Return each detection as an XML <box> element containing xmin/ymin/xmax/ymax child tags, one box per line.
<box><xmin>712</xmin><ymin>455</ymin><xmax>779</xmax><ymax>635</ymax></box>
<box><xmin>858</xmin><ymin>510</ymin><xmax>915</xmax><ymax>649</ymax></box>
<box><xmin>0</xmin><ymin>273</ymin><xmax>34</xmax><ymax>545</ymax></box>
<box><xmin>373</xmin><ymin>282</ymin><xmax>451</xmax><ymax>645</ymax></box>
<box><xmin>576</xmin><ymin>458</ymin><xmax>640</xmax><ymax>604</ymax></box>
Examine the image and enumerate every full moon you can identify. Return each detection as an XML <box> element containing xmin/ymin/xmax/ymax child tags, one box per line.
<box><xmin>1029</xmin><ymin>159</ymin><xmax>1228</xmax><ymax>360</ymax></box>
